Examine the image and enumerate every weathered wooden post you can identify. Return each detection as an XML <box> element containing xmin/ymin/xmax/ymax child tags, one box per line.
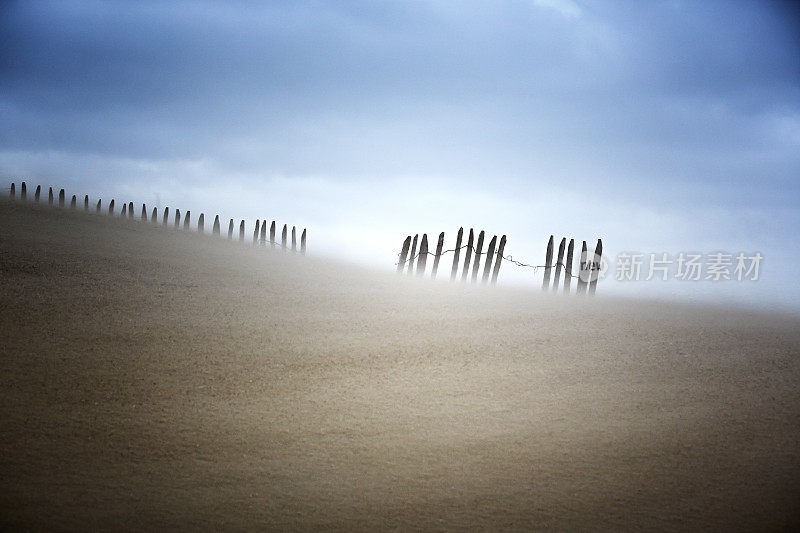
<box><xmin>84</xmin><ymin>195</ymin><xmax>89</xmax><ymax>210</ymax></box>
<box><xmin>291</xmin><ymin>226</ymin><xmax>297</xmax><ymax>252</ymax></box>
<box><xmin>48</xmin><ymin>187</ymin><xmax>54</xmax><ymax>205</ymax></box>
<box><xmin>450</xmin><ymin>227</ymin><xmax>463</xmax><ymax>281</ymax></box>
<box><xmin>589</xmin><ymin>239</ymin><xmax>602</xmax><ymax>296</ymax></box>
<box><xmin>397</xmin><ymin>236</ymin><xmax>411</xmax><ymax>273</ymax></box>
<box><xmin>563</xmin><ymin>239</ymin><xmax>574</xmax><ymax>295</ymax></box>
<box><xmin>175</xmin><ymin>208</ymin><xmax>181</xmax><ymax>228</ymax></box>
<box><xmin>128</xmin><ymin>202</ymin><xmax>134</xmax><ymax>218</ymax></box>
<box><xmin>270</xmin><ymin>221</ymin><xmax>276</xmax><ymax>247</ymax></box>
<box><xmin>461</xmin><ymin>228</ymin><xmax>474</xmax><ymax>282</ymax></box>
<box><xmin>9</xmin><ymin>182</ymin><xmax>14</xmax><ymax>198</ymax></box>
<box><xmin>253</xmin><ymin>220</ymin><xmax>260</xmax><ymax>243</ymax></box>
<box><xmin>431</xmin><ymin>232</ymin><xmax>445</xmax><ymax>279</ymax></box>
<box><xmin>121</xmin><ymin>202</ymin><xmax>127</xmax><ymax>217</ymax></box>
<box><xmin>163</xmin><ymin>207</ymin><xmax>169</xmax><ymax>225</ymax></box>
<box><xmin>141</xmin><ymin>204</ymin><xmax>148</xmax><ymax>220</ymax></box>
<box><xmin>491</xmin><ymin>235</ymin><xmax>506</xmax><ymax>285</ymax></box>
<box><xmin>239</xmin><ymin>220</ymin><xmax>245</xmax><ymax>240</ymax></box>
<box><xmin>301</xmin><ymin>228</ymin><xmax>306</xmax><ymax>255</ymax></box>
<box><xmin>542</xmin><ymin>235</ymin><xmax>554</xmax><ymax>291</ymax></box>
<box><xmin>96</xmin><ymin>199</ymin><xmax>101</xmax><ymax>212</ymax></box>
<box><xmin>58</xmin><ymin>189</ymin><xmax>65</xmax><ymax>207</ymax></box>
<box><xmin>184</xmin><ymin>210</ymin><xmax>191</xmax><ymax>229</ymax></box>
<box><xmin>227</xmin><ymin>219</ymin><xmax>234</xmax><ymax>239</ymax></box>
<box><xmin>552</xmin><ymin>237</ymin><xmax>566</xmax><ymax>293</ymax></box>
<box><xmin>35</xmin><ymin>185</ymin><xmax>41</xmax><ymax>202</ymax></box>
<box><xmin>198</xmin><ymin>213</ymin><xmax>205</xmax><ymax>233</ymax></box>
<box><xmin>21</xmin><ymin>182</ymin><xmax>26</xmax><ymax>200</ymax></box>
<box><xmin>407</xmin><ymin>234</ymin><xmax>418</xmax><ymax>275</ymax></box>
<box><xmin>470</xmin><ymin>230</ymin><xmax>485</xmax><ymax>283</ymax></box>
<box><xmin>576</xmin><ymin>241</ymin><xmax>588</xmax><ymax>295</ymax></box>
<box><xmin>70</xmin><ymin>195</ymin><xmax>76</xmax><ymax>209</ymax></box>
<box><xmin>416</xmin><ymin>234</ymin><xmax>428</xmax><ymax>276</ymax></box>
<box><xmin>260</xmin><ymin>220</ymin><xmax>266</xmax><ymax>244</ymax></box>
<box><xmin>482</xmin><ymin>235</ymin><xmax>497</xmax><ymax>284</ymax></box>
<box><xmin>109</xmin><ymin>199</ymin><xmax>114</xmax><ymax>214</ymax></box>
<box><xmin>151</xmin><ymin>207</ymin><xmax>157</xmax><ymax>223</ymax></box>
<box><xmin>213</xmin><ymin>215</ymin><xmax>220</xmax><ymax>236</ymax></box>
<box><xmin>281</xmin><ymin>224</ymin><xmax>287</xmax><ymax>249</ymax></box>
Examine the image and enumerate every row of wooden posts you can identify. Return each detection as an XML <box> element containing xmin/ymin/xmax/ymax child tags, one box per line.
<box><xmin>541</xmin><ymin>236</ymin><xmax>603</xmax><ymax>295</ymax></box>
<box><xmin>8</xmin><ymin>182</ymin><xmax>307</xmax><ymax>253</ymax></box>
<box><xmin>397</xmin><ymin>228</ymin><xmax>507</xmax><ymax>285</ymax></box>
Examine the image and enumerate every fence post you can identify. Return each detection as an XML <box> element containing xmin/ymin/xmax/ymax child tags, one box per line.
<box><xmin>84</xmin><ymin>195</ymin><xmax>88</xmax><ymax>210</ymax></box>
<box><xmin>542</xmin><ymin>235</ymin><xmax>554</xmax><ymax>291</ymax></box>
<box><xmin>151</xmin><ymin>207</ymin><xmax>157</xmax><ymax>223</ymax></box>
<box><xmin>552</xmin><ymin>237</ymin><xmax>566</xmax><ymax>292</ymax></box>
<box><xmin>141</xmin><ymin>203</ymin><xmax>148</xmax><ymax>220</ymax></box>
<box><xmin>213</xmin><ymin>215</ymin><xmax>220</xmax><ymax>235</ymax></box>
<box><xmin>228</xmin><ymin>219</ymin><xmax>234</xmax><ymax>239</ymax></box>
<box><xmin>281</xmin><ymin>224</ymin><xmax>287</xmax><ymax>249</ymax></box>
<box><xmin>163</xmin><ymin>207</ymin><xmax>169</xmax><ymax>225</ymax></box>
<box><xmin>198</xmin><ymin>213</ymin><xmax>205</xmax><ymax>233</ymax></box>
<box><xmin>576</xmin><ymin>241</ymin><xmax>588</xmax><ymax>295</ymax></box>
<box><xmin>253</xmin><ymin>220</ymin><xmax>260</xmax><ymax>243</ymax></box>
<box><xmin>291</xmin><ymin>226</ymin><xmax>297</xmax><ymax>252</ymax></box>
<box><xmin>563</xmin><ymin>239</ymin><xmax>574</xmax><ymax>295</ymax></box>
<box><xmin>175</xmin><ymin>208</ymin><xmax>181</xmax><ymax>228</ymax></box>
<box><xmin>10</xmin><ymin>182</ymin><xmax>14</xmax><ymax>198</ymax></box>
<box><xmin>450</xmin><ymin>227</ymin><xmax>463</xmax><ymax>281</ymax></box>
<box><xmin>239</xmin><ymin>220</ymin><xmax>245</xmax><ymax>240</ymax></box>
<box><xmin>96</xmin><ymin>199</ymin><xmax>101</xmax><ymax>212</ymax></box>
<box><xmin>21</xmin><ymin>182</ymin><xmax>26</xmax><ymax>200</ymax></box>
<box><xmin>301</xmin><ymin>229</ymin><xmax>306</xmax><ymax>255</ymax></box>
<box><xmin>417</xmin><ymin>234</ymin><xmax>428</xmax><ymax>276</ymax></box>
<box><xmin>491</xmin><ymin>235</ymin><xmax>506</xmax><ymax>285</ymax></box>
<box><xmin>128</xmin><ymin>202</ymin><xmax>133</xmax><ymax>219</ymax></box>
<box><xmin>470</xmin><ymin>230</ymin><xmax>485</xmax><ymax>283</ymax></box>
<box><xmin>270</xmin><ymin>221</ymin><xmax>276</xmax><ymax>247</ymax></box>
<box><xmin>461</xmin><ymin>228</ymin><xmax>474</xmax><ymax>282</ymax></box>
<box><xmin>432</xmin><ymin>232</ymin><xmax>445</xmax><ymax>279</ymax></box>
<box><xmin>407</xmin><ymin>234</ymin><xmax>418</xmax><ymax>275</ymax></box>
<box><xmin>589</xmin><ymin>239</ymin><xmax>602</xmax><ymax>296</ymax></box>
<box><xmin>482</xmin><ymin>235</ymin><xmax>497</xmax><ymax>284</ymax></box>
<box><xmin>260</xmin><ymin>221</ymin><xmax>267</xmax><ymax>244</ymax></box>
<box><xmin>397</xmin><ymin>236</ymin><xmax>411</xmax><ymax>273</ymax></box>
<box><xmin>70</xmin><ymin>195</ymin><xmax>76</xmax><ymax>209</ymax></box>
<box><xmin>59</xmin><ymin>189</ymin><xmax>65</xmax><ymax>207</ymax></box>
<box><xmin>109</xmin><ymin>199</ymin><xmax>114</xmax><ymax>214</ymax></box>
<box><xmin>49</xmin><ymin>187</ymin><xmax>54</xmax><ymax>205</ymax></box>
<box><xmin>121</xmin><ymin>202</ymin><xmax>127</xmax><ymax>217</ymax></box>
<box><xmin>184</xmin><ymin>210</ymin><xmax>190</xmax><ymax>230</ymax></box>
<box><xmin>35</xmin><ymin>185</ymin><xmax>41</xmax><ymax>202</ymax></box>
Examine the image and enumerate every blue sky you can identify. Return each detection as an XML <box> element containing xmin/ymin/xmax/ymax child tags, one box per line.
<box><xmin>2</xmin><ymin>0</ymin><xmax>799</xmax><ymax>309</ymax></box>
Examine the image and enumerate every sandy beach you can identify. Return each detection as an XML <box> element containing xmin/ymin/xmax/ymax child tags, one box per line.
<box><xmin>1</xmin><ymin>199</ymin><xmax>799</xmax><ymax>530</ymax></box>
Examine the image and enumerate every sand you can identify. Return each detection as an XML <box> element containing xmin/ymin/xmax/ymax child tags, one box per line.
<box><xmin>1</xmin><ymin>198</ymin><xmax>799</xmax><ymax>531</ymax></box>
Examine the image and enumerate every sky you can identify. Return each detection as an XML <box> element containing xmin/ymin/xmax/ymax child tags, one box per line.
<box><xmin>2</xmin><ymin>0</ymin><xmax>799</xmax><ymax>310</ymax></box>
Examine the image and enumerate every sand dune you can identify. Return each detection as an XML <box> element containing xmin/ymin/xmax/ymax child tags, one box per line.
<box><xmin>1</xmin><ymin>199</ymin><xmax>799</xmax><ymax>530</ymax></box>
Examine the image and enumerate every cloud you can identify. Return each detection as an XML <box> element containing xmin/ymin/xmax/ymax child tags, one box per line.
<box><xmin>530</xmin><ymin>0</ymin><xmax>582</xmax><ymax>18</ymax></box>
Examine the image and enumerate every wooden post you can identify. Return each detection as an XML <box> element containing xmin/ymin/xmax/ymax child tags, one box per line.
<box><xmin>151</xmin><ymin>207</ymin><xmax>157</xmax><ymax>223</ymax></box>
<box><xmin>35</xmin><ymin>185</ymin><xmax>41</xmax><ymax>202</ymax></box>
<box><xmin>184</xmin><ymin>210</ymin><xmax>190</xmax><ymax>230</ymax></box>
<box><xmin>542</xmin><ymin>235</ymin><xmax>554</xmax><ymax>291</ymax></box>
<box><xmin>58</xmin><ymin>189</ymin><xmax>65</xmax><ymax>207</ymax></box>
<box><xmin>576</xmin><ymin>241</ymin><xmax>588</xmax><ymax>295</ymax></box>
<box><xmin>270</xmin><ymin>221</ymin><xmax>276</xmax><ymax>247</ymax></box>
<box><xmin>142</xmin><ymin>203</ymin><xmax>148</xmax><ymax>220</ymax></box>
<box><xmin>128</xmin><ymin>202</ymin><xmax>134</xmax><ymax>218</ymax></box>
<box><xmin>291</xmin><ymin>226</ymin><xmax>297</xmax><ymax>252</ymax></box>
<box><xmin>70</xmin><ymin>195</ymin><xmax>76</xmax><ymax>209</ymax></box>
<box><xmin>175</xmin><ymin>208</ymin><xmax>181</xmax><ymax>228</ymax></box>
<box><xmin>552</xmin><ymin>237</ymin><xmax>566</xmax><ymax>292</ymax></box>
<box><xmin>281</xmin><ymin>224</ymin><xmax>287</xmax><ymax>249</ymax></box>
<box><xmin>450</xmin><ymin>227</ymin><xmax>463</xmax><ymax>281</ymax></box>
<box><xmin>431</xmin><ymin>231</ymin><xmax>445</xmax><ymax>279</ymax></box>
<box><xmin>9</xmin><ymin>183</ymin><xmax>14</xmax><ymax>198</ymax></box>
<box><xmin>109</xmin><ymin>199</ymin><xmax>114</xmax><ymax>214</ymax></box>
<box><xmin>563</xmin><ymin>239</ymin><xmax>574</xmax><ymax>295</ymax></box>
<box><xmin>163</xmin><ymin>207</ymin><xmax>169</xmax><ymax>225</ymax></box>
<box><xmin>21</xmin><ymin>182</ymin><xmax>26</xmax><ymax>200</ymax></box>
<box><xmin>482</xmin><ymin>235</ymin><xmax>497</xmax><ymax>284</ymax></box>
<box><xmin>416</xmin><ymin>234</ymin><xmax>428</xmax><ymax>276</ymax></box>
<box><xmin>397</xmin><ymin>236</ymin><xmax>411</xmax><ymax>273</ymax></box>
<box><xmin>461</xmin><ymin>228</ymin><xmax>474</xmax><ymax>282</ymax></box>
<box><xmin>84</xmin><ymin>195</ymin><xmax>88</xmax><ymax>210</ymax></box>
<box><xmin>48</xmin><ymin>187</ymin><xmax>54</xmax><ymax>205</ymax></box>
<box><xmin>227</xmin><ymin>219</ymin><xmax>234</xmax><ymax>239</ymax></box>
<box><xmin>239</xmin><ymin>220</ymin><xmax>245</xmax><ymax>241</ymax></box>
<box><xmin>589</xmin><ymin>239</ymin><xmax>603</xmax><ymax>296</ymax></box>
<box><xmin>198</xmin><ymin>213</ymin><xmax>205</xmax><ymax>233</ymax></box>
<box><xmin>260</xmin><ymin>220</ymin><xmax>267</xmax><ymax>244</ymax></box>
<box><xmin>301</xmin><ymin>229</ymin><xmax>306</xmax><ymax>255</ymax></box>
<box><xmin>121</xmin><ymin>203</ymin><xmax>127</xmax><ymax>217</ymax></box>
<box><xmin>491</xmin><ymin>235</ymin><xmax>506</xmax><ymax>285</ymax></box>
<box><xmin>253</xmin><ymin>220</ymin><xmax>260</xmax><ymax>243</ymax></box>
<box><xmin>96</xmin><ymin>199</ymin><xmax>101</xmax><ymax>212</ymax></box>
<box><xmin>213</xmin><ymin>215</ymin><xmax>220</xmax><ymax>235</ymax></box>
<box><xmin>470</xmin><ymin>230</ymin><xmax>485</xmax><ymax>283</ymax></box>
<box><xmin>407</xmin><ymin>234</ymin><xmax>418</xmax><ymax>275</ymax></box>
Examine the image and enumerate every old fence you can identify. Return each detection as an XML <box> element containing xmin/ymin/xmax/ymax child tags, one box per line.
<box><xmin>6</xmin><ymin>181</ymin><xmax>307</xmax><ymax>254</ymax></box>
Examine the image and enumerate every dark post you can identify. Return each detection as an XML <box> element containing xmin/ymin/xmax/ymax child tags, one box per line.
<box><xmin>213</xmin><ymin>215</ymin><xmax>220</xmax><ymax>236</ymax></box>
<box><xmin>58</xmin><ymin>189</ymin><xmax>65</xmax><ymax>207</ymax></box>
<box><xmin>239</xmin><ymin>220</ymin><xmax>245</xmax><ymax>240</ymax></box>
<box><xmin>563</xmin><ymin>239</ymin><xmax>574</xmax><ymax>295</ymax></box>
<box><xmin>470</xmin><ymin>230</ymin><xmax>485</xmax><ymax>283</ymax></box>
<box><xmin>21</xmin><ymin>182</ymin><xmax>26</xmax><ymax>200</ymax></box>
<box><xmin>542</xmin><ymin>235</ymin><xmax>554</xmax><ymax>291</ymax></box>
<box><xmin>270</xmin><ymin>221</ymin><xmax>276</xmax><ymax>247</ymax></box>
<box><xmin>450</xmin><ymin>227</ymin><xmax>463</xmax><ymax>281</ymax></box>
<box><xmin>128</xmin><ymin>202</ymin><xmax>134</xmax><ymax>218</ymax></box>
<box><xmin>461</xmin><ymin>228</ymin><xmax>474</xmax><ymax>282</ymax></box>
<box><xmin>48</xmin><ymin>187</ymin><xmax>54</xmax><ymax>205</ymax></box>
<box><xmin>260</xmin><ymin>221</ymin><xmax>266</xmax><ymax>244</ymax></box>
<box><xmin>227</xmin><ymin>219</ymin><xmax>234</xmax><ymax>239</ymax></box>
<box><xmin>482</xmin><ymin>235</ymin><xmax>497</xmax><ymax>284</ymax></box>
<box><xmin>431</xmin><ymin>232</ymin><xmax>445</xmax><ymax>279</ymax></box>
<box><xmin>198</xmin><ymin>213</ymin><xmax>204</xmax><ymax>233</ymax></box>
<box><xmin>84</xmin><ymin>195</ymin><xmax>88</xmax><ymax>210</ymax></box>
<box><xmin>281</xmin><ymin>224</ymin><xmax>287</xmax><ymax>249</ymax></box>
<box><xmin>407</xmin><ymin>234</ymin><xmax>418</xmax><ymax>275</ymax></box>
<box><xmin>96</xmin><ymin>199</ymin><xmax>101</xmax><ymax>212</ymax></box>
<box><xmin>552</xmin><ymin>237</ymin><xmax>566</xmax><ymax>292</ymax></box>
<box><xmin>253</xmin><ymin>220</ymin><xmax>260</xmax><ymax>243</ymax></box>
<box><xmin>291</xmin><ymin>226</ymin><xmax>297</xmax><ymax>252</ymax></box>
<box><xmin>416</xmin><ymin>234</ymin><xmax>429</xmax><ymax>276</ymax></box>
<box><xmin>589</xmin><ymin>239</ymin><xmax>603</xmax><ymax>296</ymax></box>
<box><xmin>163</xmin><ymin>207</ymin><xmax>169</xmax><ymax>225</ymax></box>
<box><xmin>397</xmin><ymin>236</ymin><xmax>411</xmax><ymax>273</ymax></box>
<box><xmin>151</xmin><ymin>207</ymin><xmax>157</xmax><ymax>223</ymax></box>
<box><xmin>70</xmin><ymin>195</ymin><xmax>76</xmax><ymax>209</ymax></box>
<box><xmin>142</xmin><ymin>204</ymin><xmax>148</xmax><ymax>220</ymax></box>
<box><xmin>184</xmin><ymin>210</ymin><xmax>191</xmax><ymax>230</ymax></box>
<box><xmin>491</xmin><ymin>235</ymin><xmax>507</xmax><ymax>285</ymax></box>
<box><xmin>109</xmin><ymin>199</ymin><xmax>114</xmax><ymax>214</ymax></box>
<box><xmin>175</xmin><ymin>208</ymin><xmax>181</xmax><ymax>228</ymax></box>
<box><xmin>35</xmin><ymin>185</ymin><xmax>41</xmax><ymax>202</ymax></box>
<box><xmin>576</xmin><ymin>241</ymin><xmax>588</xmax><ymax>295</ymax></box>
<box><xmin>301</xmin><ymin>229</ymin><xmax>306</xmax><ymax>255</ymax></box>
<box><xmin>10</xmin><ymin>182</ymin><xmax>14</xmax><ymax>198</ymax></box>
<box><xmin>121</xmin><ymin>203</ymin><xmax>127</xmax><ymax>217</ymax></box>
